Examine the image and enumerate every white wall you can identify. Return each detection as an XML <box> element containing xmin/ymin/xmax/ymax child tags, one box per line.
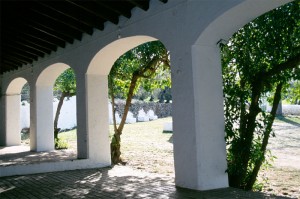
<box><xmin>21</xmin><ymin>96</ymin><xmax>77</xmax><ymax>130</ymax></box>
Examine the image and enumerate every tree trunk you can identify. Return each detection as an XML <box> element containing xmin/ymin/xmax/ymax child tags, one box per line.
<box><xmin>54</xmin><ymin>92</ymin><xmax>66</xmax><ymax>140</ymax></box>
<box><xmin>245</xmin><ymin>82</ymin><xmax>283</xmax><ymax>190</ymax></box>
<box><xmin>229</xmin><ymin>82</ymin><xmax>262</xmax><ymax>188</ymax></box>
<box><xmin>110</xmin><ymin>74</ymin><xmax>139</xmax><ymax>164</ymax></box>
<box><xmin>109</xmin><ymin>56</ymin><xmax>168</xmax><ymax>164</ymax></box>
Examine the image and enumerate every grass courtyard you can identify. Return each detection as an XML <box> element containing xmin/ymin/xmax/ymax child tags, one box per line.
<box><xmin>57</xmin><ymin>116</ymin><xmax>300</xmax><ymax>198</ymax></box>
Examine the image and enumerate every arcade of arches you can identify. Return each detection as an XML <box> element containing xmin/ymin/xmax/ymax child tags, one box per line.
<box><xmin>0</xmin><ymin>0</ymin><xmax>291</xmax><ymax>191</ymax></box>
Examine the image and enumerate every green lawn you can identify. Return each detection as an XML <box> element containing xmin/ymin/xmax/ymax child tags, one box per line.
<box><xmin>58</xmin><ymin>117</ymin><xmax>174</xmax><ymax>175</ymax></box>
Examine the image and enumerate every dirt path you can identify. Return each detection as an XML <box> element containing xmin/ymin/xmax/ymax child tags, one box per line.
<box><xmin>120</xmin><ymin>117</ymin><xmax>300</xmax><ymax>198</ymax></box>
<box><xmin>268</xmin><ymin>121</ymin><xmax>300</xmax><ymax>169</ymax></box>
<box><xmin>260</xmin><ymin>119</ymin><xmax>300</xmax><ymax>198</ymax></box>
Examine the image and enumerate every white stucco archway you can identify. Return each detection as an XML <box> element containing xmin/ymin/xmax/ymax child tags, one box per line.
<box><xmin>0</xmin><ymin>0</ymin><xmax>293</xmax><ymax>189</ymax></box>
<box><xmin>171</xmin><ymin>0</ymin><xmax>291</xmax><ymax>190</ymax></box>
<box><xmin>5</xmin><ymin>77</ymin><xmax>27</xmax><ymax>146</ymax></box>
<box><xmin>85</xmin><ymin>35</ymin><xmax>158</xmax><ymax>164</ymax></box>
<box><xmin>87</xmin><ymin>35</ymin><xmax>157</xmax><ymax>75</ymax></box>
<box><xmin>31</xmin><ymin>63</ymin><xmax>70</xmax><ymax>152</ymax></box>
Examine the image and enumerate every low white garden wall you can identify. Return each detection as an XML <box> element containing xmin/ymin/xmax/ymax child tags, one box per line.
<box><xmin>20</xmin><ymin>97</ymin><xmax>165</xmax><ymax>130</ymax></box>
<box><xmin>267</xmin><ymin>105</ymin><xmax>300</xmax><ymax>116</ymax></box>
<box><xmin>21</xmin><ymin>96</ymin><xmax>77</xmax><ymax>130</ymax></box>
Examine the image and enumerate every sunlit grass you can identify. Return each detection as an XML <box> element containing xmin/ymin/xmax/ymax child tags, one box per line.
<box><xmin>58</xmin><ymin>129</ymin><xmax>77</xmax><ymax>141</ymax></box>
<box><xmin>58</xmin><ymin>117</ymin><xmax>174</xmax><ymax>175</ymax></box>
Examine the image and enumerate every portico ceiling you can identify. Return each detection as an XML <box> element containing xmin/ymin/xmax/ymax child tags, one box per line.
<box><xmin>0</xmin><ymin>0</ymin><xmax>168</xmax><ymax>74</ymax></box>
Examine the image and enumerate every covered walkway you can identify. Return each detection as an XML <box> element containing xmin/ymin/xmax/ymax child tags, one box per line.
<box><xmin>0</xmin><ymin>166</ymin><xmax>293</xmax><ymax>199</ymax></box>
<box><xmin>0</xmin><ymin>147</ymin><xmax>295</xmax><ymax>199</ymax></box>
<box><xmin>0</xmin><ymin>0</ymin><xmax>292</xmax><ymax>192</ymax></box>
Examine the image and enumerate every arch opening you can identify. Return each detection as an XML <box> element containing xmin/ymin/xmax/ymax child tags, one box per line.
<box><xmin>33</xmin><ymin>63</ymin><xmax>77</xmax><ymax>153</ymax></box>
<box><xmin>170</xmin><ymin>0</ymin><xmax>294</xmax><ymax>191</ymax></box>
<box><xmin>219</xmin><ymin>1</ymin><xmax>299</xmax><ymax>193</ymax></box>
<box><xmin>85</xmin><ymin>36</ymin><xmax>173</xmax><ymax>169</ymax></box>
<box><xmin>5</xmin><ymin>77</ymin><xmax>28</xmax><ymax>146</ymax></box>
<box><xmin>184</xmin><ymin>0</ymin><xmax>293</xmax><ymax>191</ymax></box>
<box><xmin>53</xmin><ymin>68</ymin><xmax>77</xmax><ymax>155</ymax></box>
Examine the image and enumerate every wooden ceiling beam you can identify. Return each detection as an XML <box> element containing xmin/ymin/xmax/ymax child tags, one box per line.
<box><xmin>30</xmin><ymin>5</ymin><xmax>94</xmax><ymax>35</ymax></box>
<box><xmin>94</xmin><ymin>1</ymin><xmax>132</xmax><ymax>18</ymax></box>
<box><xmin>4</xmin><ymin>43</ymin><xmax>44</xmax><ymax>58</ymax></box>
<box><xmin>4</xmin><ymin>49</ymin><xmax>38</xmax><ymax>62</ymax></box>
<box><xmin>16</xmin><ymin>24</ymin><xmax>67</xmax><ymax>48</ymax></box>
<box><xmin>3</xmin><ymin>52</ymin><xmax>34</xmax><ymax>63</ymax></box>
<box><xmin>0</xmin><ymin>0</ymin><xmax>170</xmax><ymax>74</ymax></box>
<box><xmin>3</xmin><ymin>30</ymin><xmax>57</xmax><ymax>52</ymax></box>
<box><xmin>26</xmin><ymin>22</ymin><xmax>74</xmax><ymax>44</ymax></box>
<box><xmin>7</xmin><ymin>39</ymin><xmax>52</xmax><ymax>55</ymax></box>
<box><xmin>3</xmin><ymin>58</ymin><xmax>27</xmax><ymax>66</ymax></box>
<box><xmin>26</xmin><ymin>14</ymin><xmax>83</xmax><ymax>41</ymax></box>
<box><xmin>128</xmin><ymin>0</ymin><xmax>150</xmax><ymax>11</ymax></box>
<box><xmin>65</xmin><ymin>0</ymin><xmax>119</xmax><ymax>24</ymax></box>
<box><xmin>37</xmin><ymin>1</ymin><xmax>104</xmax><ymax>31</ymax></box>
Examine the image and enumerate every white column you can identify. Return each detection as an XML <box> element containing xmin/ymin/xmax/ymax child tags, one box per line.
<box><xmin>171</xmin><ymin>47</ymin><xmax>199</xmax><ymax>190</ymax></box>
<box><xmin>192</xmin><ymin>44</ymin><xmax>228</xmax><ymax>190</ymax></box>
<box><xmin>86</xmin><ymin>74</ymin><xmax>111</xmax><ymax>164</ymax></box>
<box><xmin>172</xmin><ymin>44</ymin><xmax>228</xmax><ymax>191</ymax></box>
<box><xmin>76</xmin><ymin>74</ymin><xmax>88</xmax><ymax>159</ymax></box>
<box><xmin>5</xmin><ymin>94</ymin><xmax>21</xmax><ymax>146</ymax></box>
<box><xmin>31</xmin><ymin>85</ymin><xmax>54</xmax><ymax>151</ymax></box>
<box><xmin>0</xmin><ymin>95</ymin><xmax>5</xmax><ymax>146</ymax></box>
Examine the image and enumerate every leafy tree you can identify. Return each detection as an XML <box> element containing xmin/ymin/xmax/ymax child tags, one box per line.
<box><xmin>158</xmin><ymin>87</ymin><xmax>172</xmax><ymax>103</ymax></box>
<box><xmin>53</xmin><ymin>68</ymin><xmax>76</xmax><ymax>143</ymax></box>
<box><xmin>109</xmin><ymin>40</ymin><xmax>171</xmax><ymax>164</ymax></box>
<box><xmin>21</xmin><ymin>83</ymin><xmax>30</xmax><ymax>102</ymax></box>
<box><xmin>221</xmin><ymin>1</ymin><xmax>300</xmax><ymax>190</ymax></box>
<box><xmin>283</xmin><ymin>80</ymin><xmax>300</xmax><ymax>104</ymax></box>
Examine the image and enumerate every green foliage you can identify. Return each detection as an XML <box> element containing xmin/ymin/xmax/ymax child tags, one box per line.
<box><xmin>283</xmin><ymin>80</ymin><xmax>300</xmax><ymax>104</ymax></box>
<box><xmin>222</xmin><ymin>1</ymin><xmax>300</xmax><ymax>190</ymax></box>
<box><xmin>108</xmin><ymin>41</ymin><xmax>171</xmax><ymax>99</ymax></box>
<box><xmin>108</xmin><ymin>40</ymin><xmax>171</xmax><ymax>164</ymax></box>
<box><xmin>55</xmin><ymin>138</ymin><xmax>69</xmax><ymax>150</ymax></box>
<box><xmin>53</xmin><ymin>68</ymin><xmax>76</xmax><ymax>147</ymax></box>
<box><xmin>21</xmin><ymin>83</ymin><xmax>30</xmax><ymax>102</ymax></box>
<box><xmin>54</xmin><ymin>68</ymin><xmax>76</xmax><ymax>97</ymax></box>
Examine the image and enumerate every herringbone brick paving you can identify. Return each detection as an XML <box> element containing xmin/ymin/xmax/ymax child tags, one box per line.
<box><xmin>0</xmin><ymin>166</ymin><xmax>295</xmax><ymax>199</ymax></box>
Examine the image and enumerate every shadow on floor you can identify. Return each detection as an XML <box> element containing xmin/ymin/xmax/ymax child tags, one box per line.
<box><xmin>0</xmin><ymin>166</ymin><xmax>295</xmax><ymax>199</ymax></box>
<box><xmin>276</xmin><ymin>116</ymin><xmax>300</xmax><ymax>127</ymax></box>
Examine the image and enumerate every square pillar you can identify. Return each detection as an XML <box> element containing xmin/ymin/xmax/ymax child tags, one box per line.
<box><xmin>192</xmin><ymin>44</ymin><xmax>228</xmax><ymax>189</ymax></box>
<box><xmin>30</xmin><ymin>85</ymin><xmax>54</xmax><ymax>151</ymax></box>
<box><xmin>5</xmin><ymin>95</ymin><xmax>21</xmax><ymax>146</ymax></box>
<box><xmin>86</xmin><ymin>74</ymin><xmax>111</xmax><ymax>164</ymax></box>
<box><xmin>76</xmin><ymin>75</ymin><xmax>88</xmax><ymax>159</ymax></box>
<box><xmin>172</xmin><ymin>44</ymin><xmax>228</xmax><ymax>190</ymax></box>
<box><xmin>0</xmin><ymin>95</ymin><xmax>5</xmax><ymax>146</ymax></box>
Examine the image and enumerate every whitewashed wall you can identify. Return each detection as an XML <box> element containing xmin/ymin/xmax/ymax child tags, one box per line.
<box><xmin>21</xmin><ymin>96</ymin><xmax>77</xmax><ymax>130</ymax></box>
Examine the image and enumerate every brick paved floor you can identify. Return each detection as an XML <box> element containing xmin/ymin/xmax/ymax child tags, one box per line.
<box><xmin>0</xmin><ymin>146</ymin><xmax>77</xmax><ymax>167</ymax></box>
<box><xmin>0</xmin><ymin>166</ymin><xmax>295</xmax><ymax>199</ymax></box>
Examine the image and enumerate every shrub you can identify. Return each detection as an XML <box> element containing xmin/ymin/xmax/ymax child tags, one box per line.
<box><xmin>55</xmin><ymin>138</ymin><xmax>69</xmax><ymax>150</ymax></box>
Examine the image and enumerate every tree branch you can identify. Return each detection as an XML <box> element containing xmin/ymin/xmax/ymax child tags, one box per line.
<box><xmin>263</xmin><ymin>54</ymin><xmax>300</xmax><ymax>79</ymax></box>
